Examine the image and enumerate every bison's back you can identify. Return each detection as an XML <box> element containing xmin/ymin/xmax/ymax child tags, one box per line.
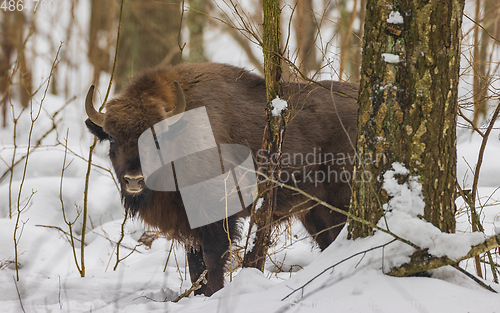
<box><xmin>164</xmin><ymin>63</ymin><xmax>358</xmax><ymax>155</ymax></box>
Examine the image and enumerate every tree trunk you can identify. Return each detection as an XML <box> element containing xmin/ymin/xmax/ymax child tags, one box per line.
<box><xmin>348</xmin><ymin>0</ymin><xmax>464</xmax><ymax>238</ymax></box>
<box><xmin>243</xmin><ymin>0</ymin><xmax>288</xmax><ymax>271</ymax></box>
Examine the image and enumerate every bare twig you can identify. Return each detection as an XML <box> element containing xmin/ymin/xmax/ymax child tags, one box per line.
<box><xmin>464</xmin><ymin>13</ymin><xmax>500</xmax><ymax>44</ymax></box>
<box><xmin>35</xmin><ymin>225</ymin><xmax>84</xmax><ymax>245</ymax></box>
<box><xmin>8</xmin><ymin>105</ymin><xmax>26</xmax><ymax>219</ymax></box>
<box><xmin>259</xmin><ymin>172</ymin><xmax>419</xmax><ymax>249</ymax></box>
<box><xmin>163</xmin><ymin>241</ymin><xmax>175</xmax><ymax>273</ymax></box>
<box><xmin>82</xmin><ymin>0</ymin><xmax>125</xmax><ymax>277</ymax></box>
<box><xmin>59</xmin><ymin>130</ymin><xmax>82</xmax><ymax>275</ymax></box>
<box><xmin>13</xmin><ymin>43</ymin><xmax>62</xmax><ymax>281</ymax></box>
<box><xmin>471</xmin><ymin>102</ymin><xmax>500</xmax><ymax>204</ymax></box>
<box><xmin>458</xmin><ymin>108</ymin><xmax>484</xmax><ymax>136</ymax></box>
<box><xmin>113</xmin><ymin>212</ymin><xmax>129</xmax><ymax>271</ymax></box>
<box><xmin>455</xmin><ymin>102</ymin><xmax>500</xmax><ymax>282</ymax></box>
<box><xmin>282</xmin><ymin>239</ymin><xmax>397</xmax><ymax>300</ymax></box>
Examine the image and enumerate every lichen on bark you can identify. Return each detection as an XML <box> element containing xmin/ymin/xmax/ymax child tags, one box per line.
<box><xmin>349</xmin><ymin>0</ymin><xmax>464</xmax><ymax>239</ymax></box>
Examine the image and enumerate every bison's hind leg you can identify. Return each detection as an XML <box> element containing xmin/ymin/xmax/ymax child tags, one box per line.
<box><xmin>299</xmin><ymin>205</ymin><xmax>347</xmax><ymax>250</ymax></box>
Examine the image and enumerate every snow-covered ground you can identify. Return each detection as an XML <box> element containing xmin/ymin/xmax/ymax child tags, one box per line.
<box><xmin>1</xmin><ymin>0</ymin><xmax>500</xmax><ymax>312</ymax></box>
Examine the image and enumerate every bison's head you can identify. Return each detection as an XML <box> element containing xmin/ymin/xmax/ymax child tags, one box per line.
<box><xmin>84</xmin><ymin>82</ymin><xmax>186</xmax><ymax>214</ymax></box>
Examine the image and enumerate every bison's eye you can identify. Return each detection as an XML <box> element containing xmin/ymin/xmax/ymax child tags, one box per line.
<box><xmin>109</xmin><ymin>136</ymin><xmax>116</xmax><ymax>144</ymax></box>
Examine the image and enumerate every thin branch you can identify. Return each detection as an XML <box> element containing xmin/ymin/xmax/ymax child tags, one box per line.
<box><xmin>464</xmin><ymin>13</ymin><xmax>500</xmax><ymax>44</ymax></box>
<box><xmin>35</xmin><ymin>225</ymin><xmax>84</xmax><ymax>245</ymax></box>
<box><xmin>113</xmin><ymin>212</ymin><xmax>129</xmax><ymax>271</ymax></box>
<box><xmin>60</xmin><ymin>129</ymin><xmax>82</xmax><ymax>275</ymax></box>
<box><xmin>453</xmin><ymin>264</ymin><xmax>497</xmax><ymax>293</ymax></box>
<box><xmin>260</xmin><ymin>173</ymin><xmax>419</xmax><ymax>249</ymax></box>
<box><xmin>458</xmin><ymin>108</ymin><xmax>484</xmax><ymax>136</ymax></box>
<box><xmin>471</xmin><ymin>101</ymin><xmax>500</xmax><ymax>204</ymax></box>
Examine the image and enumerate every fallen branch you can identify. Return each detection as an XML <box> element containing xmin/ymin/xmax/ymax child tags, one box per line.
<box><xmin>171</xmin><ymin>269</ymin><xmax>208</xmax><ymax>302</ymax></box>
<box><xmin>388</xmin><ymin>234</ymin><xmax>500</xmax><ymax>278</ymax></box>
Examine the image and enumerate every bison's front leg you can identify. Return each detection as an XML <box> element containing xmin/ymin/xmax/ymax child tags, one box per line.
<box><xmin>186</xmin><ymin>247</ymin><xmax>207</xmax><ymax>296</ymax></box>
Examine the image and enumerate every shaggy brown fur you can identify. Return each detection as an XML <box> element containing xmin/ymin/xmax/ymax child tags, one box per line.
<box><xmin>85</xmin><ymin>62</ymin><xmax>358</xmax><ymax>296</ymax></box>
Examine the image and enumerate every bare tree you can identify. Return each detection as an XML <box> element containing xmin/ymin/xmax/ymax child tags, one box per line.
<box><xmin>114</xmin><ymin>0</ymin><xmax>182</xmax><ymax>90</ymax></box>
<box><xmin>187</xmin><ymin>0</ymin><xmax>207</xmax><ymax>62</ymax></box>
<box><xmin>88</xmin><ymin>0</ymin><xmax>118</xmax><ymax>87</ymax></box>
<box><xmin>472</xmin><ymin>0</ymin><xmax>500</xmax><ymax>126</ymax></box>
<box><xmin>0</xmin><ymin>10</ymin><xmax>33</xmax><ymax>126</ymax></box>
<box><xmin>243</xmin><ymin>0</ymin><xmax>288</xmax><ymax>271</ymax></box>
<box><xmin>294</xmin><ymin>0</ymin><xmax>317</xmax><ymax>75</ymax></box>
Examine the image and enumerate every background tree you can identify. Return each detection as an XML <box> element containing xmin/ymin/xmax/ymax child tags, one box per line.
<box><xmin>348</xmin><ymin>0</ymin><xmax>465</xmax><ymax>238</ymax></box>
<box><xmin>472</xmin><ymin>0</ymin><xmax>500</xmax><ymax>126</ymax></box>
<box><xmin>88</xmin><ymin>0</ymin><xmax>117</xmax><ymax>87</ymax></box>
<box><xmin>114</xmin><ymin>0</ymin><xmax>182</xmax><ymax>90</ymax></box>
<box><xmin>0</xmin><ymin>10</ymin><xmax>33</xmax><ymax>127</ymax></box>
<box><xmin>337</xmin><ymin>0</ymin><xmax>366</xmax><ymax>81</ymax></box>
<box><xmin>187</xmin><ymin>0</ymin><xmax>208</xmax><ymax>62</ymax></box>
<box><xmin>217</xmin><ymin>0</ymin><xmax>265</xmax><ymax>75</ymax></box>
<box><xmin>294</xmin><ymin>0</ymin><xmax>317</xmax><ymax>76</ymax></box>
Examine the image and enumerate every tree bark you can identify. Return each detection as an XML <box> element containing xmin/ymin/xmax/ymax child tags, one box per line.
<box><xmin>348</xmin><ymin>0</ymin><xmax>464</xmax><ymax>238</ymax></box>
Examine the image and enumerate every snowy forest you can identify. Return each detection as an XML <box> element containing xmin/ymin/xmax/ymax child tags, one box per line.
<box><xmin>1</xmin><ymin>0</ymin><xmax>500</xmax><ymax>312</ymax></box>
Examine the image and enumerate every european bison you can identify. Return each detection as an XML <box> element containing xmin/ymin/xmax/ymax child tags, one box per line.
<box><xmin>85</xmin><ymin>63</ymin><xmax>358</xmax><ymax>296</ymax></box>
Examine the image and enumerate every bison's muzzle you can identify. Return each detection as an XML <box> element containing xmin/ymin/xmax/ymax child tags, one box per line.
<box><xmin>123</xmin><ymin>174</ymin><xmax>145</xmax><ymax>193</ymax></box>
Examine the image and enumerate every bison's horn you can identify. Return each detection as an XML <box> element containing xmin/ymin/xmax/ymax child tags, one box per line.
<box><xmin>85</xmin><ymin>85</ymin><xmax>105</xmax><ymax>127</ymax></box>
<box><xmin>166</xmin><ymin>81</ymin><xmax>187</xmax><ymax>125</ymax></box>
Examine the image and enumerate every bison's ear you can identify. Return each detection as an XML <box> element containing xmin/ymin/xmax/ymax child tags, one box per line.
<box><xmin>85</xmin><ymin>118</ymin><xmax>109</xmax><ymax>141</ymax></box>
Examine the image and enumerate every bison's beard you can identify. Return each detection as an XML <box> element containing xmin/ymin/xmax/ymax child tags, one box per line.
<box><xmin>122</xmin><ymin>188</ymin><xmax>152</xmax><ymax>216</ymax></box>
